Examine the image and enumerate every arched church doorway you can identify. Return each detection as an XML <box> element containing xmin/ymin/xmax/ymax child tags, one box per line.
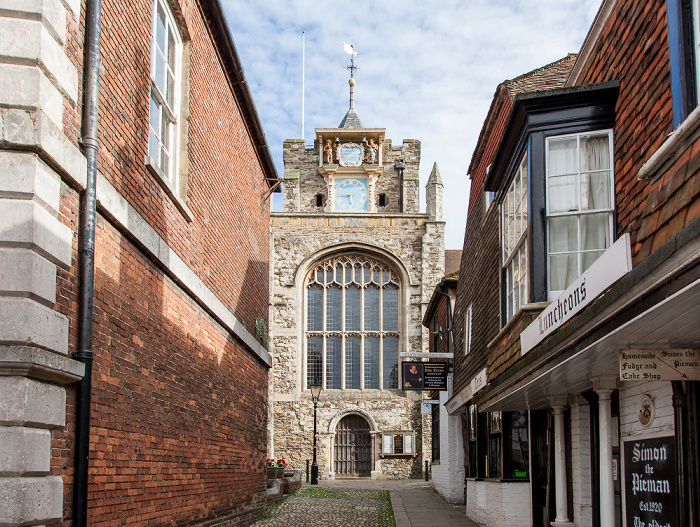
<box><xmin>334</xmin><ymin>414</ymin><xmax>371</xmax><ymax>477</ymax></box>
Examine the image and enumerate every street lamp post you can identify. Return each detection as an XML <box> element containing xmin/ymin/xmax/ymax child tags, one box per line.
<box><xmin>309</xmin><ymin>379</ymin><xmax>322</xmax><ymax>485</ymax></box>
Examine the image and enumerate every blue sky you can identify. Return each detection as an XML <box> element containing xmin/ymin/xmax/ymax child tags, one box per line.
<box><xmin>222</xmin><ymin>0</ymin><xmax>603</xmax><ymax>249</ymax></box>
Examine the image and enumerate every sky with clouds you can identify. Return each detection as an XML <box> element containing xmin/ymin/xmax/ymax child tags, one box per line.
<box><xmin>222</xmin><ymin>0</ymin><xmax>603</xmax><ymax>249</ymax></box>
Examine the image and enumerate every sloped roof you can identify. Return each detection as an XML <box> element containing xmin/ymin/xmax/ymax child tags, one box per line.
<box><xmin>339</xmin><ymin>108</ymin><xmax>365</xmax><ymax>129</ymax></box>
<box><xmin>504</xmin><ymin>53</ymin><xmax>578</xmax><ymax>98</ymax></box>
<box><xmin>445</xmin><ymin>250</ymin><xmax>462</xmax><ymax>276</ymax></box>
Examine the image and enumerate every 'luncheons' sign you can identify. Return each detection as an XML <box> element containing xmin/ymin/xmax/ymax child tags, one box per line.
<box><xmin>521</xmin><ymin>233</ymin><xmax>632</xmax><ymax>356</ymax></box>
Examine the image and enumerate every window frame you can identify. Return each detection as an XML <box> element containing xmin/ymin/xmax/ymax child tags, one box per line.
<box><xmin>431</xmin><ymin>402</ymin><xmax>440</xmax><ymax>462</ymax></box>
<box><xmin>500</xmin><ymin>150</ymin><xmax>529</xmax><ymax>322</ymax></box>
<box><xmin>464</xmin><ymin>304</ymin><xmax>472</xmax><ymax>355</ymax></box>
<box><xmin>544</xmin><ymin>130</ymin><xmax>615</xmax><ymax>299</ymax></box>
<box><xmin>149</xmin><ymin>0</ymin><xmax>183</xmax><ymax>188</ymax></box>
<box><xmin>304</xmin><ymin>254</ymin><xmax>402</xmax><ymax>391</ymax></box>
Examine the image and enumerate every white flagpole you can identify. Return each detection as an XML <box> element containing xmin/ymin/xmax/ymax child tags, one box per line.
<box><xmin>302</xmin><ymin>31</ymin><xmax>305</xmax><ymax>144</ymax></box>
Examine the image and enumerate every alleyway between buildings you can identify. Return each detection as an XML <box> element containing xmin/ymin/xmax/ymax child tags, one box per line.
<box><xmin>252</xmin><ymin>479</ymin><xmax>479</xmax><ymax>527</ymax></box>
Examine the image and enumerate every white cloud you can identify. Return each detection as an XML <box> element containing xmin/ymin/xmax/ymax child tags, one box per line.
<box><xmin>222</xmin><ymin>0</ymin><xmax>602</xmax><ymax>248</ymax></box>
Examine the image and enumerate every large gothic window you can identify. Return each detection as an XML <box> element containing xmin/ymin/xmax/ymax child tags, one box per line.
<box><xmin>306</xmin><ymin>254</ymin><xmax>400</xmax><ymax>390</ymax></box>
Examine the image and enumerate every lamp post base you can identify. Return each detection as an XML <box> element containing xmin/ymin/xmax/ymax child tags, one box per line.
<box><xmin>311</xmin><ymin>462</ymin><xmax>319</xmax><ymax>485</ymax></box>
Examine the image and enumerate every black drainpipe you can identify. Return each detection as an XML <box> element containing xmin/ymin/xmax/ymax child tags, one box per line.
<box><xmin>72</xmin><ymin>0</ymin><xmax>102</xmax><ymax>524</ymax></box>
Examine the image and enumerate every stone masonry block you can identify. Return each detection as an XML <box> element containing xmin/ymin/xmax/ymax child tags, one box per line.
<box><xmin>0</xmin><ymin>0</ymin><xmax>68</xmax><ymax>44</ymax></box>
<box><xmin>1</xmin><ymin>110</ymin><xmax>87</xmax><ymax>190</ymax></box>
<box><xmin>0</xmin><ymin>426</ymin><xmax>51</xmax><ymax>476</ymax></box>
<box><xmin>0</xmin><ymin>249</ymin><xmax>57</xmax><ymax>306</ymax></box>
<box><xmin>0</xmin><ymin>17</ymin><xmax>78</xmax><ymax>103</ymax></box>
<box><xmin>0</xmin><ymin>152</ymin><xmax>61</xmax><ymax>216</ymax></box>
<box><xmin>0</xmin><ymin>63</ymin><xmax>64</xmax><ymax>127</ymax></box>
<box><xmin>0</xmin><ymin>298</ymin><xmax>69</xmax><ymax>354</ymax></box>
<box><xmin>0</xmin><ymin>199</ymin><xmax>71</xmax><ymax>268</ymax></box>
<box><xmin>0</xmin><ymin>475</ymin><xmax>62</xmax><ymax>525</ymax></box>
<box><xmin>0</xmin><ymin>376</ymin><xmax>66</xmax><ymax>428</ymax></box>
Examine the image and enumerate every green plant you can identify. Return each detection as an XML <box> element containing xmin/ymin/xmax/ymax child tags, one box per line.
<box><xmin>255</xmin><ymin>318</ymin><xmax>268</xmax><ymax>349</ymax></box>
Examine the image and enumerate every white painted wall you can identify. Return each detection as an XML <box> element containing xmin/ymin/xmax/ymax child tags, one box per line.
<box><xmin>431</xmin><ymin>387</ymin><xmax>465</xmax><ymax>504</ymax></box>
<box><xmin>466</xmin><ymin>480</ymin><xmax>531</xmax><ymax>527</ymax></box>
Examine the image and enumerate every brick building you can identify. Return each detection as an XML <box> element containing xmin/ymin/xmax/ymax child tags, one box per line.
<box><xmin>269</xmin><ymin>75</ymin><xmax>445</xmax><ymax>479</ymax></box>
<box><xmin>448</xmin><ymin>1</ymin><xmax>700</xmax><ymax>526</ymax></box>
<box><xmin>0</xmin><ymin>0</ymin><xmax>279</xmax><ymax>525</ymax></box>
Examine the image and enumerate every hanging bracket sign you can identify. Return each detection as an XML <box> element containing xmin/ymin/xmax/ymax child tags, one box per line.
<box><xmin>402</xmin><ymin>362</ymin><xmax>447</xmax><ymax>391</ymax></box>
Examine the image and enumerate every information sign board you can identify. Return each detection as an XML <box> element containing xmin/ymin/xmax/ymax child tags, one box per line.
<box><xmin>620</xmin><ymin>349</ymin><xmax>700</xmax><ymax>381</ymax></box>
<box><xmin>402</xmin><ymin>362</ymin><xmax>447</xmax><ymax>391</ymax></box>
<box><xmin>623</xmin><ymin>435</ymin><xmax>676</xmax><ymax>527</ymax></box>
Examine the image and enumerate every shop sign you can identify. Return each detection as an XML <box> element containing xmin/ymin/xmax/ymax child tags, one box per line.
<box><xmin>521</xmin><ymin>234</ymin><xmax>632</xmax><ymax>356</ymax></box>
<box><xmin>623</xmin><ymin>435</ymin><xmax>676</xmax><ymax>527</ymax></box>
<box><xmin>421</xmin><ymin>400</ymin><xmax>439</xmax><ymax>415</ymax></box>
<box><xmin>402</xmin><ymin>362</ymin><xmax>447</xmax><ymax>391</ymax></box>
<box><xmin>445</xmin><ymin>385</ymin><xmax>473</xmax><ymax>415</ymax></box>
<box><xmin>400</xmin><ymin>352</ymin><xmax>454</xmax><ymax>359</ymax></box>
<box><xmin>619</xmin><ymin>349</ymin><xmax>700</xmax><ymax>381</ymax></box>
<box><xmin>470</xmin><ymin>367</ymin><xmax>487</xmax><ymax>395</ymax></box>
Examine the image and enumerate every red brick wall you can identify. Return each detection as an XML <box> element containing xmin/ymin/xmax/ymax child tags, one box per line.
<box><xmin>64</xmin><ymin>0</ymin><xmax>271</xmax><ymax>333</ymax></box>
<box><xmin>575</xmin><ymin>0</ymin><xmax>676</xmax><ymax>262</ymax></box>
<box><xmin>51</xmin><ymin>0</ymin><xmax>272</xmax><ymax>524</ymax></box>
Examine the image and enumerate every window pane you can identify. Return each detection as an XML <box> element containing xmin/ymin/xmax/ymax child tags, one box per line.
<box><xmin>550</xmin><ymin>253</ymin><xmax>578</xmax><ymax>293</ymax></box>
<box><xmin>549</xmin><ymin>216</ymin><xmax>578</xmax><ymax>253</ymax></box>
<box><xmin>582</xmin><ymin>250</ymin><xmax>605</xmax><ymax>272</ymax></box>
<box><xmin>166</xmin><ymin>70</ymin><xmax>175</xmax><ymax>108</ymax></box>
<box><xmin>326</xmin><ymin>337</ymin><xmax>341</xmax><ymax>389</ymax></box>
<box><xmin>364</xmin><ymin>285</ymin><xmax>380</xmax><ymax>331</ymax></box>
<box><xmin>364</xmin><ymin>336</ymin><xmax>380</xmax><ymax>389</ymax></box>
<box><xmin>345</xmin><ymin>285</ymin><xmax>361</xmax><ymax>331</ymax></box>
<box><xmin>581</xmin><ymin>213</ymin><xmax>611</xmax><ymax>251</ymax></box>
<box><xmin>307</xmin><ymin>285</ymin><xmax>323</xmax><ymax>331</ymax></box>
<box><xmin>355</xmin><ymin>266</ymin><xmax>361</xmax><ymax>283</ymax></box>
<box><xmin>519</xmin><ymin>247</ymin><xmax>528</xmax><ymax>307</ymax></box>
<box><xmin>580</xmin><ymin>134</ymin><xmax>610</xmax><ymax>171</ymax></box>
<box><xmin>307</xmin><ymin>336</ymin><xmax>322</xmax><ymax>387</ymax></box>
<box><xmin>548</xmin><ymin>137</ymin><xmax>577</xmax><ymax>176</ymax></box>
<box><xmin>345</xmin><ymin>266</ymin><xmax>352</xmax><ymax>284</ymax></box>
<box><xmin>156</xmin><ymin>3</ymin><xmax>166</xmax><ymax>52</ymax></box>
<box><xmin>149</xmin><ymin>92</ymin><xmax>160</xmax><ymax>138</ymax></box>
<box><xmin>383</xmin><ymin>336</ymin><xmax>398</xmax><ymax>389</ymax></box>
<box><xmin>336</xmin><ymin>266</ymin><xmax>342</xmax><ymax>283</ymax></box>
<box><xmin>548</xmin><ymin>175</ymin><xmax>578</xmax><ymax>213</ymax></box>
<box><xmin>148</xmin><ymin>130</ymin><xmax>159</xmax><ymax>161</ymax></box>
<box><xmin>581</xmin><ymin>171</ymin><xmax>612</xmax><ymax>210</ymax></box>
<box><xmin>167</xmin><ymin>26</ymin><xmax>176</xmax><ymax>71</ymax></box>
<box><xmin>326</xmin><ymin>285</ymin><xmax>342</xmax><ymax>331</ymax></box>
<box><xmin>383</xmin><ymin>285</ymin><xmax>399</xmax><ymax>331</ymax></box>
<box><xmin>345</xmin><ymin>337</ymin><xmax>361</xmax><ymax>389</ymax></box>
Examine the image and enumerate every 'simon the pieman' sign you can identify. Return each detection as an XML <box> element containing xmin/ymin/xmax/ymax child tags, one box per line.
<box><xmin>623</xmin><ymin>435</ymin><xmax>676</xmax><ymax>527</ymax></box>
<box><xmin>402</xmin><ymin>362</ymin><xmax>447</xmax><ymax>391</ymax></box>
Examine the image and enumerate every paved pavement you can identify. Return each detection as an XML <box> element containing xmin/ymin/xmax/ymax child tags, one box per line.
<box><xmin>252</xmin><ymin>479</ymin><xmax>479</xmax><ymax>527</ymax></box>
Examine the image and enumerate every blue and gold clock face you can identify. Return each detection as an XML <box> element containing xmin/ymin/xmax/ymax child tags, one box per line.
<box><xmin>335</xmin><ymin>178</ymin><xmax>368</xmax><ymax>211</ymax></box>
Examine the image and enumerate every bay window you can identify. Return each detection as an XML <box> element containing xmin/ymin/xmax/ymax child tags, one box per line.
<box><xmin>501</xmin><ymin>152</ymin><xmax>529</xmax><ymax>320</ymax></box>
<box><xmin>546</xmin><ymin>131</ymin><xmax>614</xmax><ymax>299</ymax></box>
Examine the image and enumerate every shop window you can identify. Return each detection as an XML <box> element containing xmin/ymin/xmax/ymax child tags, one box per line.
<box><xmin>431</xmin><ymin>402</ymin><xmax>440</xmax><ymax>462</ymax></box>
<box><xmin>504</xmin><ymin>411</ymin><xmax>529</xmax><ymax>479</ymax></box>
<box><xmin>306</xmin><ymin>254</ymin><xmax>400</xmax><ymax>390</ymax></box>
<box><xmin>488</xmin><ymin>411</ymin><xmax>502</xmax><ymax>478</ymax></box>
<box><xmin>467</xmin><ymin>404</ymin><xmax>478</xmax><ymax>477</ymax></box>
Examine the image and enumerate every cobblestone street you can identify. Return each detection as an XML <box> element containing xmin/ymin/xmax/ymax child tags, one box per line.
<box><xmin>252</xmin><ymin>480</ymin><xmax>479</xmax><ymax>527</ymax></box>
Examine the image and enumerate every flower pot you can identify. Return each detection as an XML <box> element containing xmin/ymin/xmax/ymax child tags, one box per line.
<box><xmin>267</xmin><ymin>467</ymin><xmax>284</xmax><ymax>479</ymax></box>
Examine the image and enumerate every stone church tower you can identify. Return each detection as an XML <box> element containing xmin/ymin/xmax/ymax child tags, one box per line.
<box><xmin>269</xmin><ymin>75</ymin><xmax>445</xmax><ymax>479</ymax></box>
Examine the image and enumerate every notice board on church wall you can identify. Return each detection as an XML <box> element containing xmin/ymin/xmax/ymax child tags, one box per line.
<box><xmin>623</xmin><ymin>435</ymin><xmax>676</xmax><ymax>527</ymax></box>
